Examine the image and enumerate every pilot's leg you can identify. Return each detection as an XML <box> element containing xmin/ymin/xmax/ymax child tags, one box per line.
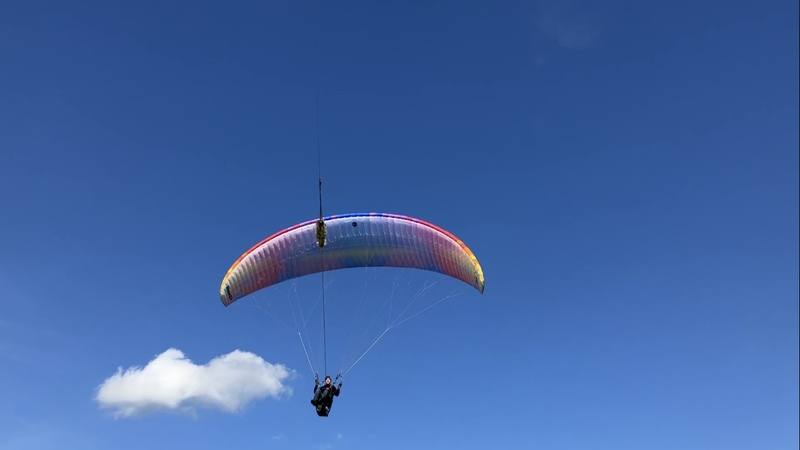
<box><xmin>311</xmin><ymin>389</ymin><xmax>323</xmax><ymax>405</ymax></box>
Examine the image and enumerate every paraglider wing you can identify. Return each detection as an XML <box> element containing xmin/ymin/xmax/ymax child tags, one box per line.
<box><xmin>219</xmin><ymin>213</ymin><xmax>485</xmax><ymax>306</ymax></box>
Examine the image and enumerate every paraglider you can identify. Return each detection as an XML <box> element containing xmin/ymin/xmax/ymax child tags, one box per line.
<box><xmin>219</xmin><ymin>212</ymin><xmax>484</xmax><ymax>416</ymax></box>
<box><xmin>219</xmin><ymin>213</ymin><xmax>485</xmax><ymax>306</ymax></box>
<box><xmin>311</xmin><ymin>375</ymin><xmax>342</xmax><ymax>416</ymax></box>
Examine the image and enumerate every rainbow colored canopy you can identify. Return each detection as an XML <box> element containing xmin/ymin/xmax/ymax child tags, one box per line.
<box><xmin>220</xmin><ymin>213</ymin><xmax>485</xmax><ymax>306</ymax></box>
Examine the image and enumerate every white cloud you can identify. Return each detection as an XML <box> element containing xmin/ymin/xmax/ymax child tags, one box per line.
<box><xmin>96</xmin><ymin>348</ymin><xmax>292</xmax><ymax>417</ymax></box>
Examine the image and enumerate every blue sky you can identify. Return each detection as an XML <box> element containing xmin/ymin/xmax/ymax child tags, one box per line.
<box><xmin>1</xmin><ymin>0</ymin><xmax>797</xmax><ymax>448</ymax></box>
